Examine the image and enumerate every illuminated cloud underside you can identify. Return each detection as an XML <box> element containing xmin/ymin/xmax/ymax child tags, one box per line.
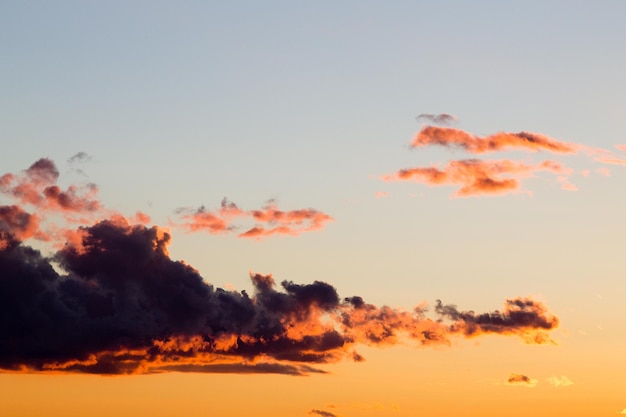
<box><xmin>0</xmin><ymin>158</ymin><xmax>558</xmax><ymax>375</ymax></box>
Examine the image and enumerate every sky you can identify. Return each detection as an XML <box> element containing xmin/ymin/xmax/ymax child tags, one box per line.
<box><xmin>1</xmin><ymin>1</ymin><xmax>626</xmax><ymax>416</ymax></box>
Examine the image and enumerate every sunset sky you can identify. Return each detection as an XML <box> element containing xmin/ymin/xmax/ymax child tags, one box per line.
<box><xmin>2</xmin><ymin>1</ymin><xmax>626</xmax><ymax>416</ymax></box>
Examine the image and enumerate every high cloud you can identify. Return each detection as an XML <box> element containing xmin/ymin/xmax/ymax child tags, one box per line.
<box><xmin>506</xmin><ymin>373</ymin><xmax>538</xmax><ymax>387</ymax></box>
<box><xmin>0</xmin><ymin>218</ymin><xmax>558</xmax><ymax>375</ymax></box>
<box><xmin>382</xmin><ymin>159</ymin><xmax>564</xmax><ymax>197</ymax></box>
<box><xmin>411</xmin><ymin>126</ymin><xmax>576</xmax><ymax>154</ymax></box>
<box><xmin>384</xmin><ymin>120</ymin><xmax>626</xmax><ymax>197</ymax></box>
<box><xmin>177</xmin><ymin>198</ymin><xmax>333</xmax><ymax>239</ymax></box>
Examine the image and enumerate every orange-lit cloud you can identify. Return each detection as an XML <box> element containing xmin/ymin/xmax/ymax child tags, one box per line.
<box><xmin>411</xmin><ymin>126</ymin><xmax>576</xmax><ymax>154</ymax></box>
<box><xmin>177</xmin><ymin>199</ymin><xmax>333</xmax><ymax>239</ymax></box>
<box><xmin>435</xmin><ymin>297</ymin><xmax>558</xmax><ymax>344</ymax></box>
<box><xmin>0</xmin><ymin>217</ymin><xmax>559</xmax><ymax>375</ymax></box>
<box><xmin>0</xmin><ymin>158</ymin><xmax>101</xmax><ymax>215</ymax></box>
<box><xmin>506</xmin><ymin>373</ymin><xmax>538</xmax><ymax>387</ymax></box>
<box><xmin>0</xmin><ymin>205</ymin><xmax>46</xmax><ymax>249</ymax></box>
<box><xmin>383</xmin><ymin>159</ymin><xmax>564</xmax><ymax>197</ymax></box>
<box><xmin>391</xmin><ymin>120</ymin><xmax>626</xmax><ymax>198</ymax></box>
<box><xmin>0</xmin><ymin>157</ymin><xmax>558</xmax><ymax>375</ymax></box>
<box><xmin>578</xmin><ymin>144</ymin><xmax>626</xmax><ymax>166</ymax></box>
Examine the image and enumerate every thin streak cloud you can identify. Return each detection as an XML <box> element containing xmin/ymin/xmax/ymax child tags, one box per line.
<box><xmin>382</xmin><ymin>159</ymin><xmax>564</xmax><ymax>197</ymax></box>
<box><xmin>411</xmin><ymin>126</ymin><xmax>576</xmax><ymax>154</ymax></box>
<box><xmin>415</xmin><ymin>113</ymin><xmax>458</xmax><ymax>126</ymax></box>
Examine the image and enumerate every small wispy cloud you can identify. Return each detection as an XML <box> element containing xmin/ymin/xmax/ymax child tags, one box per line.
<box><xmin>176</xmin><ymin>198</ymin><xmax>334</xmax><ymax>239</ymax></box>
<box><xmin>546</xmin><ymin>375</ymin><xmax>574</xmax><ymax>388</ymax></box>
<box><xmin>309</xmin><ymin>410</ymin><xmax>338</xmax><ymax>417</ymax></box>
<box><xmin>415</xmin><ymin>113</ymin><xmax>458</xmax><ymax>126</ymax></box>
<box><xmin>67</xmin><ymin>151</ymin><xmax>92</xmax><ymax>164</ymax></box>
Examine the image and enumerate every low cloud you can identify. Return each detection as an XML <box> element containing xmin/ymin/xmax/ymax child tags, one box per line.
<box><xmin>0</xmin><ymin>218</ymin><xmax>558</xmax><ymax>375</ymax></box>
<box><xmin>0</xmin><ymin>158</ymin><xmax>559</xmax><ymax>375</ymax></box>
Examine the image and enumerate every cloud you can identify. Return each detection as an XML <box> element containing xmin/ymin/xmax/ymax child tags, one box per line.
<box><xmin>389</xmin><ymin>119</ymin><xmax>626</xmax><ymax>198</ymax></box>
<box><xmin>411</xmin><ymin>126</ymin><xmax>576</xmax><ymax>154</ymax></box>
<box><xmin>156</xmin><ymin>362</ymin><xmax>327</xmax><ymax>376</ymax></box>
<box><xmin>177</xmin><ymin>198</ymin><xmax>333</xmax><ymax>239</ymax></box>
<box><xmin>435</xmin><ymin>297</ymin><xmax>558</xmax><ymax>344</ymax></box>
<box><xmin>67</xmin><ymin>152</ymin><xmax>92</xmax><ymax>164</ymax></box>
<box><xmin>579</xmin><ymin>144</ymin><xmax>626</xmax><ymax>166</ymax></box>
<box><xmin>0</xmin><ymin>217</ymin><xmax>559</xmax><ymax>375</ymax></box>
<box><xmin>0</xmin><ymin>205</ymin><xmax>45</xmax><ymax>249</ymax></box>
<box><xmin>382</xmin><ymin>159</ymin><xmax>564</xmax><ymax>197</ymax></box>
<box><xmin>309</xmin><ymin>410</ymin><xmax>338</xmax><ymax>417</ymax></box>
<box><xmin>0</xmin><ymin>158</ymin><xmax>101</xmax><ymax>215</ymax></box>
<box><xmin>0</xmin><ymin>157</ymin><xmax>558</xmax><ymax>374</ymax></box>
<box><xmin>506</xmin><ymin>373</ymin><xmax>538</xmax><ymax>387</ymax></box>
<box><xmin>415</xmin><ymin>113</ymin><xmax>458</xmax><ymax>126</ymax></box>
<box><xmin>546</xmin><ymin>375</ymin><xmax>574</xmax><ymax>388</ymax></box>
<box><xmin>619</xmin><ymin>408</ymin><xmax>626</xmax><ymax>415</ymax></box>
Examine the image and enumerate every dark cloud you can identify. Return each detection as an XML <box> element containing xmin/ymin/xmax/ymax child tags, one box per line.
<box><xmin>0</xmin><ymin>160</ymin><xmax>559</xmax><ymax>375</ymax></box>
<box><xmin>0</xmin><ymin>218</ymin><xmax>559</xmax><ymax>374</ymax></box>
<box><xmin>435</xmin><ymin>298</ymin><xmax>558</xmax><ymax>343</ymax></box>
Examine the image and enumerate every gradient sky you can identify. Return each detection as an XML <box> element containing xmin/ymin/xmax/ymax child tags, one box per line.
<box><xmin>2</xmin><ymin>1</ymin><xmax>626</xmax><ymax>416</ymax></box>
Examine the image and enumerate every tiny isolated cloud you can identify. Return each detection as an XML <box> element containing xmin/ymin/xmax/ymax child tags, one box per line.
<box><xmin>506</xmin><ymin>373</ymin><xmax>538</xmax><ymax>387</ymax></box>
<box><xmin>309</xmin><ymin>410</ymin><xmax>338</xmax><ymax>417</ymax></box>
<box><xmin>547</xmin><ymin>375</ymin><xmax>574</xmax><ymax>388</ymax></box>
<box><xmin>618</xmin><ymin>409</ymin><xmax>626</xmax><ymax>415</ymax></box>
